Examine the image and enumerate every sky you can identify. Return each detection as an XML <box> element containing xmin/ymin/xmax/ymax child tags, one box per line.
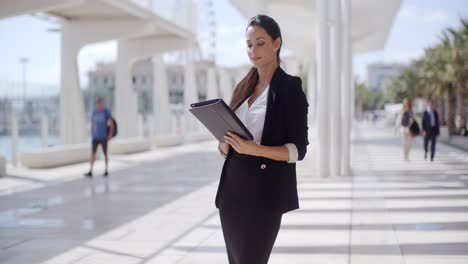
<box><xmin>0</xmin><ymin>0</ymin><xmax>467</xmax><ymax>97</ymax></box>
<box><xmin>354</xmin><ymin>0</ymin><xmax>468</xmax><ymax>82</ymax></box>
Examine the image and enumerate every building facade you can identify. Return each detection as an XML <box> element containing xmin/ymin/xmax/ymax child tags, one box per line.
<box><xmin>366</xmin><ymin>63</ymin><xmax>406</xmax><ymax>90</ymax></box>
<box><xmin>86</xmin><ymin>59</ymin><xmax>216</xmax><ymax>119</ymax></box>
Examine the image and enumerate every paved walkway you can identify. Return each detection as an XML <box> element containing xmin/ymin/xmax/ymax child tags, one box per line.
<box><xmin>0</xmin><ymin>122</ymin><xmax>467</xmax><ymax>263</ymax></box>
<box><xmin>449</xmin><ymin>135</ymin><xmax>468</xmax><ymax>152</ymax></box>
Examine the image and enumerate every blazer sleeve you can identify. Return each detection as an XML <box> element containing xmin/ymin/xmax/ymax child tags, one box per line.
<box><xmin>283</xmin><ymin>76</ymin><xmax>309</xmax><ymax>161</ymax></box>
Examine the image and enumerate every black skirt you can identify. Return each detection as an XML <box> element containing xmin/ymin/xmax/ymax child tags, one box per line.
<box><xmin>219</xmin><ymin>206</ymin><xmax>282</xmax><ymax>264</ymax></box>
<box><xmin>218</xmin><ymin>151</ymin><xmax>282</xmax><ymax>264</ymax></box>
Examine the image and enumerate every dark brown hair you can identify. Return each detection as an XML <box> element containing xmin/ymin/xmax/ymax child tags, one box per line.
<box><xmin>229</xmin><ymin>15</ymin><xmax>282</xmax><ymax>111</ymax></box>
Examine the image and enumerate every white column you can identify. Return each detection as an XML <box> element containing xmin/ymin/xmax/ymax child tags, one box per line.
<box><xmin>218</xmin><ymin>68</ymin><xmax>233</xmax><ymax>104</ymax></box>
<box><xmin>329</xmin><ymin>0</ymin><xmax>342</xmax><ymax>177</ymax></box>
<box><xmin>152</xmin><ymin>55</ymin><xmax>172</xmax><ymax>136</ymax></box>
<box><xmin>0</xmin><ymin>155</ymin><xmax>5</xmax><ymax>177</ymax></box>
<box><xmin>307</xmin><ymin>61</ymin><xmax>317</xmax><ymax>129</ymax></box>
<box><xmin>183</xmin><ymin>50</ymin><xmax>199</xmax><ymax>134</ymax></box>
<box><xmin>341</xmin><ymin>0</ymin><xmax>352</xmax><ymax>176</ymax></box>
<box><xmin>285</xmin><ymin>58</ymin><xmax>301</xmax><ymax>76</ymax></box>
<box><xmin>307</xmin><ymin>61</ymin><xmax>321</xmax><ymax>176</ymax></box>
<box><xmin>60</xmin><ymin>22</ymin><xmax>87</xmax><ymax>145</ymax></box>
<box><xmin>206</xmin><ymin>67</ymin><xmax>218</xmax><ymax>100</ymax></box>
<box><xmin>10</xmin><ymin>112</ymin><xmax>19</xmax><ymax>167</ymax></box>
<box><xmin>41</xmin><ymin>113</ymin><xmax>49</xmax><ymax>148</ymax></box>
<box><xmin>138</xmin><ymin>114</ymin><xmax>144</xmax><ymax>139</ymax></box>
<box><xmin>315</xmin><ymin>0</ymin><xmax>331</xmax><ymax>178</ymax></box>
<box><xmin>115</xmin><ymin>39</ymin><xmax>139</xmax><ymax>139</ymax></box>
<box><xmin>56</xmin><ymin>18</ymin><xmax>192</xmax><ymax>143</ymax></box>
<box><xmin>351</xmin><ymin>64</ymin><xmax>355</xmax><ymax>124</ymax></box>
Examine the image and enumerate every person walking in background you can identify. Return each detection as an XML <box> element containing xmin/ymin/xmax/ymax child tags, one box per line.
<box><xmin>84</xmin><ymin>96</ymin><xmax>114</xmax><ymax>177</ymax></box>
<box><xmin>422</xmin><ymin>99</ymin><xmax>440</xmax><ymax>161</ymax></box>
<box><xmin>400</xmin><ymin>98</ymin><xmax>414</xmax><ymax>161</ymax></box>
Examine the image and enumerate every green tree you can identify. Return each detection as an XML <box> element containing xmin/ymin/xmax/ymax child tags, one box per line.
<box><xmin>445</xmin><ymin>20</ymin><xmax>468</xmax><ymax>133</ymax></box>
<box><xmin>383</xmin><ymin>17</ymin><xmax>468</xmax><ymax>135</ymax></box>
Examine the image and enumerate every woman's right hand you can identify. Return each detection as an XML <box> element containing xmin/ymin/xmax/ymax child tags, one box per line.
<box><xmin>218</xmin><ymin>142</ymin><xmax>229</xmax><ymax>156</ymax></box>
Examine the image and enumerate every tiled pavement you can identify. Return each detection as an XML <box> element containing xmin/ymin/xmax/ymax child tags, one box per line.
<box><xmin>0</xmin><ymin>122</ymin><xmax>467</xmax><ymax>263</ymax></box>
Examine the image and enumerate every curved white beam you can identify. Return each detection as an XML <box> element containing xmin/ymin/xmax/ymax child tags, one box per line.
<box><xmin>0</xmin><ymin>0</ymin><xmax>83</xmax><ymax>19</ymax></box>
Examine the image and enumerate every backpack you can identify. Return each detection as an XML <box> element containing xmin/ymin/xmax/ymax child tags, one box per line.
<box><xmin>108</xmin><ymin>117</ymin><xmax>118</xmax><ymax>138</ymax></box>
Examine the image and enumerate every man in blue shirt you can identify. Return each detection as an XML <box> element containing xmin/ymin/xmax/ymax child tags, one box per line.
<box><xmin>85</xmin><ymin>97</ymin><xmax>114</xmax><ymax>177</ymax></box>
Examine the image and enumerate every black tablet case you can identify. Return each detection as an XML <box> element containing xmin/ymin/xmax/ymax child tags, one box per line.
<box><xmin>189</xmin><ymin>98</ymin><xmax>253</xmax><ymax>142</ymax></box>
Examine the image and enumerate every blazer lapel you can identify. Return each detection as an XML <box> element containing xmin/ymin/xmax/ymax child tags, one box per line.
<box><xmin>260</xmin><ymin>67</ymin><xmax>283</xmax><ymax>146</ymax></box>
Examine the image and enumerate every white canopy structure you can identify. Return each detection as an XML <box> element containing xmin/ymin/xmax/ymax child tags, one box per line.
<box><xmin>229</xmin><ymin>0</ymin><xmax>401</xmax><ymax>177</ymax></box>
<box><xmin>0</xmin><ymin>0</ymin><xmax>195</xmax><ymax>144</ymax></box>
<box><xmin>230</xmin><ymin>0</ymin><xmax>400</xmax><ymax>55</ymax></box>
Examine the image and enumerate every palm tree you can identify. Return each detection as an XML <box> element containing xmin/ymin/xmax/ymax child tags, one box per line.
<box><xmin>454</xmin><ymin>19</ymin><xmax>468</xmax><ymax>133</ymax></box>
<box><xmin>421</xmin><ymin>46</ymin><xmax>450</xmax><ymax>125</ymax></box>
<box><xmin>400</xmin><ymin>65</ymin><xmax>422</xmax><ymax>99</ymax></box>
<box><xmin>443</xmin><ymin>20</ymin><xmax>468</xmax><ymax>134</ymax></box>
<box><xmin>383</xmin><ymin>63</ymin><xmax>425</xmax><ymax>104</ymax></box>
<box><xmin>382</xmin><ymin>17</ymin><xmax>468</xmax><ymax>135</ymax></box>
<box><xmin>437</xmin><ymin>33</ymin><xmax>458</xmax><ymax>134</ymax></box>
<box><xmin>384</xmin><ymin>76</ymin><xmax>407</xmax><ymax>103</ymax></box>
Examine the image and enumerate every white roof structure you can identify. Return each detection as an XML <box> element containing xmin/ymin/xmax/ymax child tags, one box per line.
<box><xmin>229</xmin><ymin>0</ymin><xmax>401</xmax><ymax>56</ymax></box>
<box><xmin>0</xmin><ymin>0</ymin><xmax>194</xmax><ymax>40</ymax></box>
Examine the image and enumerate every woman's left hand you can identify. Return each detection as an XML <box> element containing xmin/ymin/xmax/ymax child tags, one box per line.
<box><xmin>224</xmin><ymin>132</ymin><xmax>259</xmax><ymax>156</ymax></box>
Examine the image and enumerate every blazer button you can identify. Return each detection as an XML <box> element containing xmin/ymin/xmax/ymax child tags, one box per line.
<box><xmin>260</xmin><ymin>164</ymin><xmax>267</xmax><ymax>169</ymax></box>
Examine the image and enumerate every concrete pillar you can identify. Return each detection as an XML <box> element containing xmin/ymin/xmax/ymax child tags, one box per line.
<box><xmin>351</xmin><ymin>65</ymin><xmax>355</xmax><ymax>122</ymax></box>
<box><xmin>219</xmin><ymin>68</ymin><xmax>233</xmax><ymax>104</ymax></box>
<box><xmin>307</xmin><ymin>61</ymin><xmax>317</xmax><ymax>127</ymax></box>
<box><xmin>115</xmin><ymin>35</ymin><xmax>192</xmax><ymax>139</ymax></box>
<box><xmin>183</xmin><ymin>51</ymin><xmax>199</xmax><ymax>134</ymax></box>
<box><xmin>0</xmin><ymin>155</ymin><xmax>5</xmax><ymax>177</ymax></box>
<box><xmin>315</xmin><ymin>0</ymin><xmax>331</xmax><ymax>178</ymax></box>
<box><xmin>10</xmin><ymin>112</ymin><xmax>18</xmax><ymax>167</ymax></box>
<box><xmin>206</xmin><ymin>67</ymin><xmax>218</xmax><ymax>100</ymax></box>
<box><xmin>60</xmin><ymin>22</ymin><xmax>87</xmax><ymax>145</ymax></box>
<box><xmin>58</xmin><ymin>19</ymin><xmax>157</xmax><ymax>144</ymax></box>
<box><xmin>307</xmin><ymin>61</ymin><xmax>321</xmax><ymax>175</ymax></box>
<box><xmin>330</xmin><ymin>0</ymin><xmax>342</xmax><ymax>177</ymax></box>
<box><xmin>341</xmin><ymin>0</ymin><xmax>352</xmax><ymax>176</ymax></box>
<box><xmin>285</xmin><ymin>58</ymin><xmax>301</xmax><ymax>76</ymax></box>
<box><xmin>138</xmin><ymin>114</ymin><xmax>144</xmax><ymax>139</ymax></box>
<box><xmin>115</xmin><ymin>39</ymin><xmax>140</xmax><ymax>139</ymax></box>
<box><xmin>41</xmin><ymin>113</ymin><xmax>49</xmax><ymax>148</ymax></box>
<box><xmin>152</xmin><ymin>55</ymin><xmax>172</xmax><ymax>136</ymax></box>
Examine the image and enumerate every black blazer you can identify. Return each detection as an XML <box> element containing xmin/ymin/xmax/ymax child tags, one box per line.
<box><xmin>215</xmin><ymin>67</ymin><xmax>309</xmax><ymax>214</ymax></box>
<box><xmin>422</xmin><ymin>110</ymin><xmax>440</xmax><ymax>136</ymax></box>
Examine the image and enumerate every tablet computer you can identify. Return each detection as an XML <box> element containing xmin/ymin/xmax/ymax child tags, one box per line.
<box><xmin>189</xmin><ymin>98</ymin><xmax>253</xmax><ymax>142</ymax></box>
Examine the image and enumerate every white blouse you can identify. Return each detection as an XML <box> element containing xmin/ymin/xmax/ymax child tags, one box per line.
<box><xmin>235</xmin><ymin>85</ymin><xmax>298</xmax><ymax>163</ymax></box>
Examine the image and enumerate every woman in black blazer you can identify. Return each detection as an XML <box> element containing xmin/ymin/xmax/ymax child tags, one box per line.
<box><xmin>217</xmin><ymin>14</ymin><xmax>309</xmax><ymax>264</ymax></box>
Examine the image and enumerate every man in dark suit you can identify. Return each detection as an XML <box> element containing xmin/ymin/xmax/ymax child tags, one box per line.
<box><xmin>422</xmin><ymin>99</ymin><xmax>440</xmax><ymax>161</ymax></box>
